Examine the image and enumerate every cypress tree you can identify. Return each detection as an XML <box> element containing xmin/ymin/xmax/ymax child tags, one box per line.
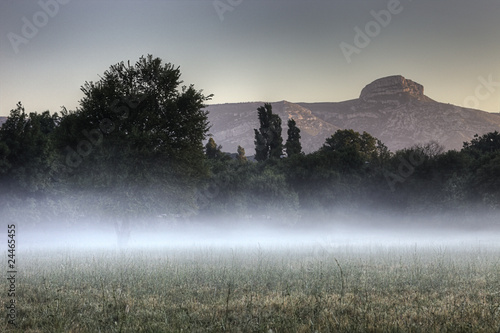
<box><xmin>285</xmin><ymin>118</ymin><xmax>302</xmax><ymax>157</ymax></box>
<box><xmin>254</xmin><ymin>103</ymin><xmax>283</xmax><ymax>161</ymax></box>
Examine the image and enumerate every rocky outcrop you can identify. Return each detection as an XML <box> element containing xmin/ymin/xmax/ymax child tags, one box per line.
<box><xmin>360</xmin><ymin>75</ymin><xmax>430</xmax><ymax>102</ymax></box>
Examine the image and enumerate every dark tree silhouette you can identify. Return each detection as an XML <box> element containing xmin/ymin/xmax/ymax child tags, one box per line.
<box><xmin>254</xmin><ymin>103</ymin><xmax>283</xmax><ymax>161</ymax></box>
<box><xmin>0</xmin><ymin>102</ymin><xmax>58</xmax><ymax>195</ymax></box>
<box><xmin>285</xmin><ymin>118</ymin><xmax>302</xmax><ymax>157</ymax></box>
<box><xmin>463</xmin><ymin>131</ymin><xmax>500</xmax><ymax>155</ymax></box>
<box><xmin>52</xmin><ymin>55</ymin><xmax>212</xmax><ymax>247</ymax></box>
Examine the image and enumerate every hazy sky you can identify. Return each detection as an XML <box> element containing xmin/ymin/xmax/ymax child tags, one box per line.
<box><xmin>1</xmin><ymin>0</ymin><xmax>499</xmax><ymax>116</ymax></box>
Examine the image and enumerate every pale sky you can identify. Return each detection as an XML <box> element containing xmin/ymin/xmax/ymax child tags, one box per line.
<box><xmin>1</xmin><ymin>0</ymin><xmax>499</xmax><ymax>116</ymax></box>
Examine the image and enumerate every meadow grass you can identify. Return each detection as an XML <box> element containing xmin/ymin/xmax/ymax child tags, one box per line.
<box><xmin>2</xmin><ymin>243</ymin><xmax>500</xmax><ymax>332</ymax></box>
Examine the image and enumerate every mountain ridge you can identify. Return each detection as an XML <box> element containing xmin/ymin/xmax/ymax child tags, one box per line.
<box><xmin>205</xmin><ymin>76</ymin><xmax>500</xmax><ymax>154</ymax></box>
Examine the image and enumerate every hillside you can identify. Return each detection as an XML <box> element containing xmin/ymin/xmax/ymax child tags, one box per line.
<box><xmin>205</xmin><ymin>75</ymin><xmax>500</xmax><ymax>154</ymax></box>
<box><xmin>204</xmin><ymin>101</ymin><xmax>340</xmax><ymax>156</ymax></box>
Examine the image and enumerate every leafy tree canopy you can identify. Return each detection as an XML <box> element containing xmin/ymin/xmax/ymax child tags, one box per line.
<box><xmin>322</xmin><ymin>129</ymin><xmax>376</xmax><ymax>156</ymax></box>
<box><xmin>237</xmin><ymin>145</ymin><xmax>247</xmax><ymax>163</ymax></box>
<box><xmin>52</xmin><ymin>55</ymin><xmax>213</xmax><ymax>222</ymax></box>
<box><xmin>0</xmin><ymin>102</ymin><xmax>58</xmax><ymax>195</ymax></box>
<box><xmin>321</xmin><ymin>129</ymin><xmax>383</xmax><ymax>172</ymax></box>
<box><xmin>463</xmin><ymin>131</ymin><xmax>500</xmax><ymax>156</ymax></box>
<box><xmin>205</xmin><ymin>137</ymin><xmax>229</xmax><ymax>161</ymax></box>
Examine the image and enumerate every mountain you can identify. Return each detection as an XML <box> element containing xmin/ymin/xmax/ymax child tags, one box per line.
<box><xmin>205</xmin><ymin>75</ymin><xmax>500</xmax><ymax>154</ymax></box>
<box><xmin>0</xmin><ymin>117</ymin><xmax>6</xmax><ymax>127</ymax></box>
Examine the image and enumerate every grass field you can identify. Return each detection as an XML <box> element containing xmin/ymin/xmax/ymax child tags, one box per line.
<box><xmin>2</xmin><ymin>241</ymin><xmax>500</xmax><ymax>332</ymax></box>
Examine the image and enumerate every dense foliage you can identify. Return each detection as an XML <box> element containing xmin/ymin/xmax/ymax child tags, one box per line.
<box><xmin>1</xmin><ymin>56</ymin><xmax>499</xmax><ymax>231</ymax></box>
<box><xmin>254</xmin><ymin>103</ymin><xmax>283</xmax><ymax>161</ymax></box>
<box><xmin>0</xmin><ymin>56</ymin><xmax>212</xmax><ymax>240</ymax></box>
<box><xmin>285</xmin><ymin>118</ymin><xmax>302</xmax><ymax>157</ymax></box>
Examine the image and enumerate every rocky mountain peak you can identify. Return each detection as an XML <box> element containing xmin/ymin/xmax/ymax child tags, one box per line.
<box><xmin>359</xmin><ymin>75</ymin><xmax>426</xmax><ymax>102</ymax></box>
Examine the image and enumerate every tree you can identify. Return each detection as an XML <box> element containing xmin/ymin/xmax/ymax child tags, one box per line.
<box><xmin>372</xmin><ymin>139</ymin><xmax>392</xmax><ymax>168</ymax></box>
<box><xmin>461</xmin><ymin>131</ymin><xmax>500</xmax><ymax>209</ymax></box>
<box><xmin>0</xmin><ymin>102</ymin><xmax>58</xmax><ymax>195</ymax></box>
<box><xmin>237</xmin><ymin>145</ymin><xmax>247</xmax><ymax>163</ymax></box>
<box><xmin>0</xmin><ymin>141</ymin><xmax>9</xmax><ymax>176</ymax></box>
<box><xmin>322</xmin><ymin>129</ymin><xmax>376</xmax><ymax>156</ymax></box>
<box><xmin>463</xmin><ymin>131</ymin><xmax>500</xmax><ymax>156</ymax></box>
<box><xmin>435</xmin><ymin>150</ymin><xmax>473</xmax><ymax>209</ymax></box>
<box><xmin>470</xmin><ymin>153</ymin><xmax>500</xmax><ymax>209</ymax></box>
<box><xmin>205</xmin><ymin>137</ymin><xmax>223</xmax><ymax>159</ymax></box>
<box><xmin>52</xmin><ymin>55</ymin><xmax>212</xmax><ymax>246</ymax></box>
<box><xmin>285</xmin><ymin>118</ymin><xmax>302</xmax><ymax>157</ymax></box>
<box><xmin>254</xmin><ymin>129</ymin><xmax>268</xmax><ymax>162</ymax></box>
<box><xmin>321</xmin><ymin>129</ymin><xmax>379</xmax><ymax>171</ymax></box>
<box><xmin>254</xmin><ymin>103</ymin><xmax>283</xmax><ymax>161</ymax></box>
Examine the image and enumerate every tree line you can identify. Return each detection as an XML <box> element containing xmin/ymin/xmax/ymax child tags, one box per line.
<box><xmin>1</xmin><ymin>55</ymin><xmax>499</xmax><ymax>230</ymax></box>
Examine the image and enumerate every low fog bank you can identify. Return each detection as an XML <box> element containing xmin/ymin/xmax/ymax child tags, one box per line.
<box><xmin>12</xmin><ymin>212</ymin><xmax>500</xmax><ymax>251</ymax></box>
